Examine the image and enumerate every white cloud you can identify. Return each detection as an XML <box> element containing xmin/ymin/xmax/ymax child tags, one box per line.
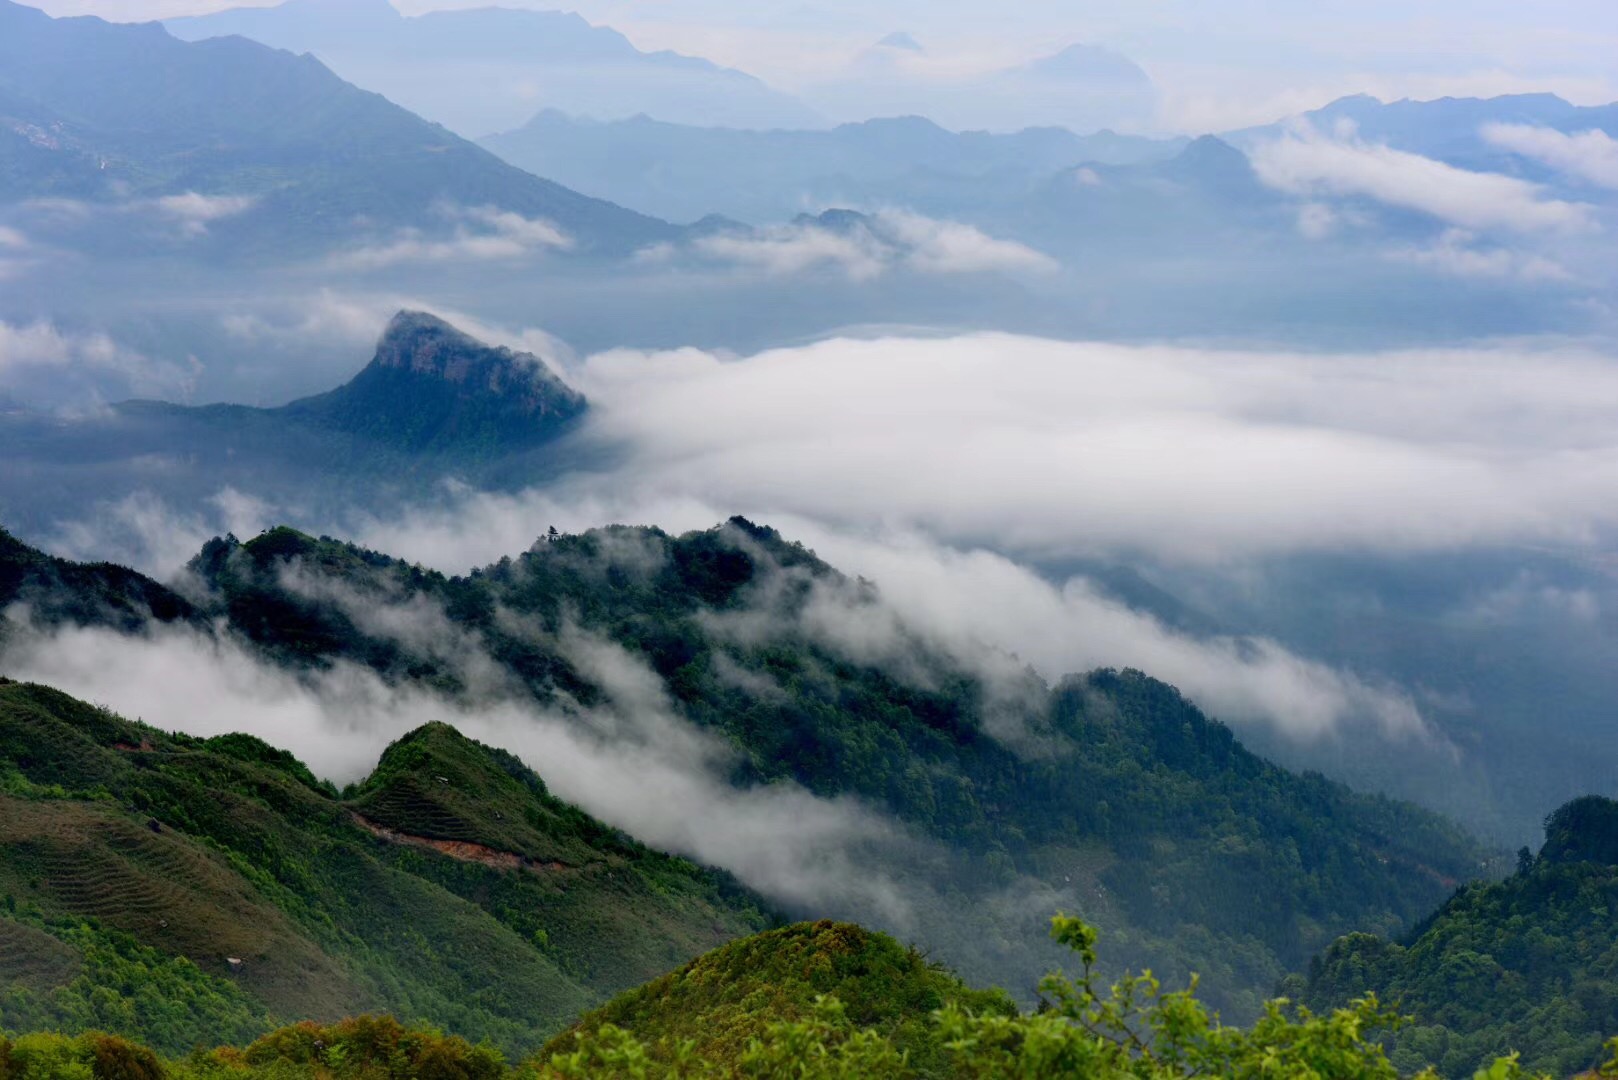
<box><xmin>779</xmin><ymin>524</ymin><xmax>1427</xmax><ymax>740</ymax></box>
<box><xmin>677</xmin><ymin>211</ymin><xmax>1056</xmax><ymax>280</ymax></box>
<box><xmin>36</xmin><ymin>329</ymin><xmax>1618</xmax><ymax>746</ymax></box>
<box><xmin>48</xmin><ymin>488</ymin><xmax>273</xmax><ymax>577</ymax></box>
<box><xmin>337</xmin><ymin>205</ymin><xmax>573</xmax><ymax>269</ymax></box>
<box><xmin>1391</xmin><ymin>228</ymin><xmax>1572</xmax><ymax>282</ymax></box>
<box><xmin>556</xmin><ymin>334</ymin><xmax>1618</xmax><ymax>563</ymax></box>
<box><xmin>0</xmin><ymin>320</ymin><xmax>202</xmax><ymax>399</ymax></box>
<box><xmin>1483</xmin><ymin>124</ymin><xmax>1618</xmax><ymax>190</ymax></box>
<box><xmin>153</xmin><ymin>192</ymin><xmax>257</xmax><ymax>237</ymax></box>
<box><xmin>0</xmin><ymin>615</ymin><xmax>917</xmax><ymax>924</ymax></box>
<box><xmin>1250</xmin><ymin>123</ymin><xmax>1594</xmax><ymax>233</ymax></box>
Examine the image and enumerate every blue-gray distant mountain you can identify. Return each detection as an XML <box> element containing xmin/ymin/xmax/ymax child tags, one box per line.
<box><xmin>1227</xmin><ymin>93</ymin><xmax>1618</xmax><ymax>183</ymax></box>
<box><xmin>482</xmin><ymin>111</ymin><xmax>1185</xmax><ymax>223</ymax></box>
<box><xmin>817</xmin><ymin>38</ymin><xmax>1159</xmax><ymax>134</ymax></box>
<box><xmin>0</xmin><ymin>0</ymin><xmax>674</xmax><ymax>257</ymax></box>
<box><xmin>165</xmin><ymin>0</ymin><xmax>818</xmax><ymax>136</ymax></box>
<box><xmin>0</xmin><ymin>311</ymin><xmax>591</xmax><ymax>535</ymax></box>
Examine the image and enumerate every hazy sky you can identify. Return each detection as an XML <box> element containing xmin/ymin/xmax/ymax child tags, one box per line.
<box><xmin>25</xmin><ymin>0</ymin><xmax>1618</xmax><ymax>130</ymax></box>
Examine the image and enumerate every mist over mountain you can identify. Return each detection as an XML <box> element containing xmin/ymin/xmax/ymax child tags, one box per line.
<box><xmin>0</xmin><ymin>519</ymin><xmax>1493</xmax><ymax>1023</ymax></box>
<box><xmin>0</xmin><ymin>0</ymin><xmax>673</xmax><ymax>258</ymax></box>
<box><xmin>482</xmin><ymin>112</ymin><xmax>1184</xmax><ymax>225</ymax></box>
<box><xmin>4</xmin><ymin>0</ymin><xmax>1618</xmax><ymax>1072</ymax></box>
<box><xmin>0</xmin><ymin>311</ymin><xmax>593</xmax><ymax>537</ymax></box>
<box><xmin>1228</xmin><ymin>92</ymin><xmax>1618</xmax><ymax>180</ymax></box>
<box><xmin>164</xmin><ymin>0</ymin><xmax>819</xmax><ymax>136</ymax></box>
<box><xmin>813</xmin><ymin>37</ymin><xmax>1160</xmax><ymax>133</ymax></box>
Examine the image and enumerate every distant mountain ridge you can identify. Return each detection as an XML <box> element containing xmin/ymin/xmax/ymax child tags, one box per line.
<box><xmin>0</xmin><ymin>311</ymin><xmax>593</xmax><ymax>536</ymax></box>
<box><xmin>165</xmin><ymin>0</ymin><xmax>818</xmax><ymax>135</ymax></box>
<box><xmin>1226</xmin><ymin>92</ymin><xmax>1618</xmax><ymax>178</ymax></box>
<box><xmin>481</xmin><ymin>110</ymin><xmax>1185</xmax><ymax>224</ymax></box>
<box><xmin>0</xmin><ymin>0</ymin><xmax>674</xmax><ymax>256</ymax></box>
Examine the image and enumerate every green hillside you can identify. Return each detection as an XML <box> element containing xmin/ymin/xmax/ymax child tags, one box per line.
<box><xmin>3</xmin><ymin>915</ymin><xmax>1586</xmax><ymax>1079</ymax></box>
<box><xmin>1291</xmin><ymin>795</ymin><xmax>1618</xmax><ymax>1078</ymax></box>
<box><xmin>543</xmin><ymin>921</ymin><xmax>1015</xmax><ymax>1075</ymax></box>
<box><xmin>0</xmin><ymin>679</ymin><xmax>771</xmax><ymax>1055</ymax></box>
<box><xmin>169</xmin><ymin>518</ymin><xmax>1492</xmax><ymax>1016</ymax></box>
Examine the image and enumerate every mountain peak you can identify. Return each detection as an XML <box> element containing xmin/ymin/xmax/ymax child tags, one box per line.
<box><xmin>875</xmin><ymin>31</ymin><xmax>924</xmax><ymax>53</ymax></box>
<box><xmin>284</xmin><ymin>311</ymin><xmax>586</xmax><ymax>458</ymax></box>
<box><xmin>372</xmin><ymin>309</ymin><xmax>490</xmax><ymax>374</ymax></box>
<box><xmin>1539</xmin><ymin>795</ymin><xmax>1618</xmax><ymax>867</ymax></box>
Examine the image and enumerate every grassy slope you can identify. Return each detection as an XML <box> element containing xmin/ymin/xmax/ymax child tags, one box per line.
<box><xmin>0</xmin><ymin>679</ymin><xmax>771</xmax><ymax>1054</ymax></box>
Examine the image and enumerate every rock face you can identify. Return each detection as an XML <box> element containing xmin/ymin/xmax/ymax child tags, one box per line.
<box><xmin>285</xmin><ymin>311</ymin><xmax>587</xmax><ymax>458</ymax></box>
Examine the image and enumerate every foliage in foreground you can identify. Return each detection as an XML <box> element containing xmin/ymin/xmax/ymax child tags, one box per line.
<box><xmin>5</xmin><ymin>917</ymin><xmax>1615</xmax><ymax>1079</ymax></box>
<box><xmin>1293</xmin><ymin>796</ymin><xmax>1618</xmax><ymax>1078</ymax></box>
<box><xmin>540</xmin><ymin>915</ymin><xmax>1618</xmax><ymax>1079</ymax></box>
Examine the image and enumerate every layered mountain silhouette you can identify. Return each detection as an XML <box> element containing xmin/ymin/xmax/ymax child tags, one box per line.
<box><xmin>1226</xmin><ymin>92</ymin><xmax>1618</xmax><ymax>183</ymax></box>
<box><xmin>482</xmin><ymin>111</ymin><xmax>1183</xmax><ymax>224</ymax></box>
<box><xmin>0</xmin><ymin>312</ymin><xmax>592</xmax><ymax>534</ymax></box>
<box><xmin>165</xmin><ymin>0</ymin><xmax>818</xmax><ymax>135</ymax></box>
<box><xmin>0</xmin><ymin>0</ymin><xmax>673</xmax><ymax>256</ymax></box>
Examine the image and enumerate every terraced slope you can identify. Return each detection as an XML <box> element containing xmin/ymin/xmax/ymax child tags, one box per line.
<box><xmin>0</xmin><ymin>679</ymin><xmax>772</xmax><ymax>1054</ymax></box>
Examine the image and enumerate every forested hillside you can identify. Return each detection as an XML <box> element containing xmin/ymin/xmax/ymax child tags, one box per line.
<box><xmin>0</xmin><ymin>516</ymin><xmax>1492</xmax><ymax>1016</ymax></box>
<box><xmin>3</xmin><ymin>915</ymin><xmax>1598</xmax><ymax>1079</ymax></box>
<box><xmin>1292</xmin><ymin>795</ymin><xmax>1618</xmax><ymax>1078</ymax></box>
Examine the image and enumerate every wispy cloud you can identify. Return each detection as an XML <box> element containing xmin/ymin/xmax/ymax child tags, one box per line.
<box><xmin>336</xmin><ymin>205</ymin><xmax>573</xmax><ymax>269</ymax></box>
<box><xmin>1483</xmin><ymin>124</ymin><xmax>1618</xmax><ymax>190</ymax></box>
<box><xmin>1391</xmin><ymin>228</ymin><xmax>1572</xmax><ymax>281</ymax></box>
<box><xmin>0</xmin><ymin>610</ymin><xmax>919</xmax><ymax>925</ymax></box>
<box><xmin>153</xmin><ymin>192</ymin><xmax>257</xmax><ymax>237</ymax></box>
<box><xmin>0</xmin><ymin>320</ymin><xmax>201</xmax><ymax>400</ymax></box>
<box><xmin>1251</xmin><ymin>122</ymin><xmax>1594</xmax><ymax>233</ymax></box>
<box><xmin>656</xmin><ymin>210</ymin><xmax>1057</xmax><ymax>280</ymax></box>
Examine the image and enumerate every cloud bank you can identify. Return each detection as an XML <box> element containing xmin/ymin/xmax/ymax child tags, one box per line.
<box><xmin>337</xmin><ymin>205</ymin><xmax>573</xmax><ymax>269</ymax></box>
<box><xmin>657</xmin><ymin>210</ymin><xmax>1058</xmax><ymax>280</ymax></box>
<box><xmin>0</xmin><ymin>319</ymin><xmax>201</xmax><ymax>400</ymax></box>
<box><xmin>0</xmin><ymin>616</ymin><xmax>917</xmax><ymax>924</ymax></box>
<box><xmin>1250</xmin><ymin>123</ymin><xmax>1593</xmax><ymax>233</ymax></box>
<box><xmin>1483</xmin><ymin>124</ymin><xmax>1618</xmax><ymax>190</ymax></box>
<box><xmin>562</xmin><ymin>333</ymin><xmax>1618</xmax><ymax>563</ymax></box>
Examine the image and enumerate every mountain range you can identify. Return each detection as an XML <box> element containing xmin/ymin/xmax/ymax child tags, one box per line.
<box><xmin>1228</xmin><ymin>92</ymin><xmax>1618</xmax><ymax>177</ymax></box>
<box><xmin>0</xmin><ymin>1</ymin><xmax>673</xmax><ymax>258</ymax></box>
<box><xmin>164</xmin><ymin>0</ymin><xmax>818</xmax><ymax>137</ymax></box>
<box><xmin>481</xmin><ymin>112</ymin><xmax>1185</xmax><ymax>226</ymax></box>
<box><xmin>10</xmin><ymin>517</ymin><xmax>1618</xmax><ymax>1075</ymax></box>
<box><xmin>0</xmin><ymin>517</ymin><xmax>1492</xmax><ymax>1024</ymax></box>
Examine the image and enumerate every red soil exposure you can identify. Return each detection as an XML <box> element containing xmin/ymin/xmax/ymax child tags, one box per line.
<box><xmin>113</xmin><ymin>740</ymin><xmax>155</xmax><ymax>752</ymax></box>
<box><xmin>348</xmin><ymin>812</ymin><xmax>571</xmax><ymax>874</ymax></box>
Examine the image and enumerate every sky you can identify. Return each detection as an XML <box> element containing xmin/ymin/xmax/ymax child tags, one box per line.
<box><xmin>24</xmin><ymin>0</ymin><xmax>1618</xmax><ymax>131</ymax></box>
